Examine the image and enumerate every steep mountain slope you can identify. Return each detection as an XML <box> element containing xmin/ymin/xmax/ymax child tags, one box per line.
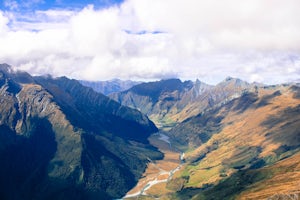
<box><xmin>171</xmin><ymin>77</ymin><xmax>256</xmax><ymax>123</ymax></box>
<box><xmin>162</xmin><ymin>84</ymin><xmax>300</xmax><ymax>199</ymax></box>
<box><xmin>110</xmin><ymin>77</ymin><xmax>258</xmax><ymax>130</ymax></box>
<box><xmin>0</xmin><ymin>64</ymin><xmax>162</xmax><ymax>200</ymax></box>
<box><xmin>35</xmin><ymin>76</ymin><xmax>157</xmax><ymax>143</ymax></box>
<box><xmin>110</xmin><ymin>78</ymin><xmax>213</xmax><ymax>129</ymax></box>
<box><xmin>79</xmin><ymin>79</ymin><xmax>140</xmax><ymax>95</ymax></box>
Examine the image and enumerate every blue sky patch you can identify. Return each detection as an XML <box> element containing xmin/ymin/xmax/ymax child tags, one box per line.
<box><xmin>0</xmin><ymin>0</ymin><xmax>125</xmax><ymax>11</ymax></box>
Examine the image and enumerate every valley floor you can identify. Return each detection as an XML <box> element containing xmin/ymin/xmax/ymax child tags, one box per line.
<box><xmin>123</xmin><ymin>132</ymin><xmax>183</xmax><ymax>199</ymax></box>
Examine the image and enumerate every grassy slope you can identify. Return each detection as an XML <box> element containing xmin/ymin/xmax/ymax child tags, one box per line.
<box><xmin>188</xmin><ymin>152</ymin><xmax>300</xmax><ymax>200</ymax></box>
<box><xmin>237</xmin><ymin>152</ymin><xmax>300</xmax><ymax>200</ymax></box>
<box><xmin>144</xmin><ymin>85</ymin><xmax>300</xmax><ymax>199</ymax></box>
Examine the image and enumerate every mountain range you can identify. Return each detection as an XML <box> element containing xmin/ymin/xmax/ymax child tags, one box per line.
<box><xmin>109</xmin><ymin>77</ymin><xmax>259</xmax><ymax>130</ymax></box>
<box><xmin>1</xmin><ymin>63</ymin><xmax>300</xmax><ymax>200</ymax></box>
<box><xmin>79</xmin><ymin>79</ymin><xmax>141</xmax><ymax>95</ymax></box>
<box><xmin>0</xmin><ymin>64</ymin><xmax>162</xmax><ymax>200</ymax></box>
<box><xmin>109</xmin><ymin>77</ymin><xmax>300</xmax><ymax>199</ymax></box>
<box><xmin>166</xmin><ymin>84</ymin><xmax>300</xmax><ymax>199</ymax></box>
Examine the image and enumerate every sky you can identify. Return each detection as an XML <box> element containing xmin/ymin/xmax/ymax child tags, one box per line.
<box><xmin>0</xmin><ymin>0</ymin><xmax>299</xmax><ymax>84</ymax></box>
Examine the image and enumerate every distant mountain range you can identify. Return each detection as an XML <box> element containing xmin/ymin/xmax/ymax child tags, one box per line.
<box><xmin>0</xmin><ymin>64</ymin><xmax>162</xmax><ymax>200</ymax></box>
<box><xmin>79</xmin><ymin>79</ymin><xmax>141</xmax><ymax>95</ymax></box>
<box><xmin>109</xmin><ymin>77</ymin><xmax>261</xmax><ymax>130</ymax></box>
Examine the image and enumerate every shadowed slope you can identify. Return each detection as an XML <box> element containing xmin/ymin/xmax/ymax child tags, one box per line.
<box><xmin>0</xmin><ymin>64</ymin><xmax>162</xmax><ymax>199</ymax></box>
<box><xmin>110</xmin><ymin>79</ymin><xmax>213</xmax><ymax>129</ymax></box>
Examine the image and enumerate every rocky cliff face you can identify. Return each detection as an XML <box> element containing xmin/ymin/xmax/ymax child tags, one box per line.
<box><xmin>0</xmin><ymin>64</ymin><xmax>162</xmax><ymax>200</ymax></box>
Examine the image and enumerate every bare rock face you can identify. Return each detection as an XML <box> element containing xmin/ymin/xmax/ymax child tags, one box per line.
<box><xmin>0</xmin><ymin>64</ymin><xmax>162</xmax><ymax>200</ymax></box>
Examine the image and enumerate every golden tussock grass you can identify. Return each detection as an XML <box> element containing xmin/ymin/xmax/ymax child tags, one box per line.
<box><xmin>180</xmin><ymin>87</ymin><xmax>300</xmax><ymax>190</ymax></box>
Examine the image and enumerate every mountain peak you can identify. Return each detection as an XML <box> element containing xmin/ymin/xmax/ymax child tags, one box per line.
<box><xmin>223</xmin><ymin>76</ymin><xmax>244</xmax><ymax>83</ymax></box>
<box><xmin>129</xmin><ymin>78</ymin><xmax>184</xmax><ymax>98</ymax></box>
<box><xmin>220</xmin><ymin>76</ymin><xmax>249</xmax><ymax>87</ymax></box>
<box><xmin>0</xmin><ymin>64</ymin><xmax>36</xmax><ymax>84</ymax></box>
<box><xmin>195</xmin><ymin>78</ymin><xmax>201</xmax><ymax>84</ymax></box>
<box><xmin>225</xmin><ymin>76</ymin><xmax>234</xmax><ymax>81</ymax></box>
<box><xmin>80</xmin><ymin>79</ymin><xmax>141</xmax><ymax>95</ymax></box>
<box><xmin>194</xmin><ymin>78</ymin><xmax>211</xmax><ymax>86</ymax></box>
<box><xmin>0</xmin><ymin>63</ymin><xmax>13</xmax><ymax>74</ymax></box>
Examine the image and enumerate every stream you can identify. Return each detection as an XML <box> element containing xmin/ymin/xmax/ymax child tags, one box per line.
<box><xmin>122</xmin><ymin>133</ymin><xmax>185</xmax><ymax>199</ymax></box>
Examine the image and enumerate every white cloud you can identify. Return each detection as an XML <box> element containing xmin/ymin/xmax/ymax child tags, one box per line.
<box><xmin>123</xmin><ymin>0</ymin><xmax>300</xmax><ymax>51</ymax></box>
<box><xmin>0</xmin><ymin>0</ymin><xmax>299</xmax><ymax>84</ymax></box>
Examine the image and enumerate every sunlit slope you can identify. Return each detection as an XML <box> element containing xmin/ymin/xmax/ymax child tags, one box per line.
<box><xmin>236</xmin><ymin>152</ymin><xmax>300</xmax><ymax>200</ymax></box>
<box><xmin>165</xmin><ymin>85</ymin><xmax>300</xmax><ymax>199</ymax></box>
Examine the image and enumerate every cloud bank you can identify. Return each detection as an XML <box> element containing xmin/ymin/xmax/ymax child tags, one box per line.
<box><xmin>0</xmin><ymin>0</ymin><xmax>300</xmax><ymax>84</ymax></box>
